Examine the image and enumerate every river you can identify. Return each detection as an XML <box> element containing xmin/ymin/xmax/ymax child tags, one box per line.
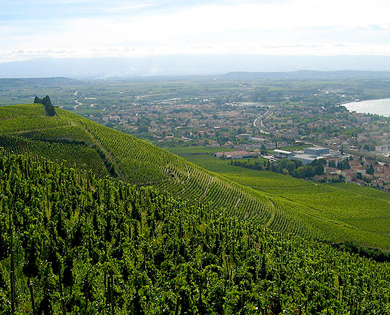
<box><xmin>343</xmin><ymin>98</ymin><xmax>390</xmax><ymax>117</ymax></box>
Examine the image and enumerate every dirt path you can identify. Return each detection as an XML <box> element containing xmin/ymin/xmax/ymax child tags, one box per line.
<box><xmin>201</xmin><ymin>175</ymin><xmax>214</xmax><ymax>197</ymax></box>
<box><xmin>264</xmin><ymin>200</ymin><xmax>276</xmax><ymax>228</ymax></box>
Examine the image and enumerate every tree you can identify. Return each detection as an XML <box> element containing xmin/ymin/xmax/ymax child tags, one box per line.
<box><xmin>287</xmin><ymin>161</ymin><xmax>296</xmax><ymax>172</ymax></box>
<box><xmin>314</xmin><ymin>165</ymin><xmax>324</xmax><ymax>175</ymax></box>
<box><xmin>367</xmin><ymin>163</ymin><xmax>375</xmax><ymax>175</ymax></box>
<box><xmin>34</xmin><ymin>95</ymin><xmax>56</xmax><ymax>116</ymax></box>
<box><xmin>261</xmin><ymin>144</ymin><xmax>267</xmax><ymax>155</ymax></box>
<box><xmin>292</xmin><ymin>165</ymin><xmax>316</xmax><ymax>178</ymax></box>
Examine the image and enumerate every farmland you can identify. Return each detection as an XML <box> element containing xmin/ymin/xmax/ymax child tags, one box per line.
<box><xmin>1</xmin><ymin>104</ymin><xmax>390</xmax><ymax>250</ymax></box>
<box><xmin>1</xmin><ymin>152</ymin><xmax>389</xmax><ymax>313</ymax></box>
<box><xmin>1</xmin><ymin>99</ymin><xmax>390</xmax><ymax>313</ymax></box>
<box><xmin>169</xmin><ymin>146</ymin><xmax>390</xmax><ymax>249</ymax></box>
<box><xmin>3</xmin><ymin>74</ymin><xmax>390</xmax><ymax>155</ymax></box>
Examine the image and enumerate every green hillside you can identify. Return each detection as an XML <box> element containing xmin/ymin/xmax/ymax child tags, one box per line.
<box><xmin>1</xmin><ymin>103</ymin><xmax>390</xmax><ymax>251</ymax></box>
<box><xmin>0</xmin><ymin>104</ymin><xmax>293</xmax><ymax>235</ymax></box>
<box><xmin>167</xmin><ymin>147</ymin><xmax>390</xmax><ymax>251</ymax></box>
<box><xmin>1</xmin><ymin>152</ymin><xmax>390</xmax><ymax>314</ymax></box>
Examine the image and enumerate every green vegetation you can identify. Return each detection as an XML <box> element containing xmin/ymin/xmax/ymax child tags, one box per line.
<box><xmin>2</xmin><ymin>73</ymin><xmax>390</xmax><ymax>313</ymax></box>
<box><xmin>0</xmin><ymin>104</ymin><xmax>110</xmax><ymax>177</ymax></box>
<box><xmin>1</xmin><ymin>103</ymin><xmax>390</xmax><ymax>252</ymax></box>
<box><xmin>170</xmin><ymin>147</ymin><xmax>390</xmax><ymax>250</ymax></box>
<box><xmin>1</xmin><ymin>102</ymin><xmax>390</xmax><ymax>313</ymax></box>
<box><xmin>229</xmin><ymin>159</ymin><xmax>265</xmax><ymax>171</ymax></box>
<box><xmin>34</xmin><ymin>95</ymin><xmax>56</xmax><ymax>116</ymax></box>
<box><xmin>0</xmin><ymin>134</ymin><xmax>110</xmax><ymax>178</ymax></box>
<box><xmin>0</xmin><ymin>104</ymin><xmax>277</xmax><ymax>235</ymax></box>
<box><xmin>1</xmin><ymin>152</ymin><xmax>390</xmax><ymax>314</ymax></box>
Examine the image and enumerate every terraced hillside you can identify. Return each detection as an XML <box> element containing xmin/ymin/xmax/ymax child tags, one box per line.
<box><xmin>1</xmin><ymin>103</ymin><xmax>390</xmax><ymax>250</ymax></box>
<box><xmin>170</xmin><ymin>148</ymin><xmax>390</xmax><ymax>250</ymax></box>
<box><xmin>0</xmin><ymin>104</ymin><xmax>283</xmax><ymax>232</ymax></box>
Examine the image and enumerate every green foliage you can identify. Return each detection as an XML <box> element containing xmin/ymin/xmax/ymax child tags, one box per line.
<box><xmin>0</xmin><ymin>106</ymin><xmax>276</xmax><ymax>237</ymax></box>
<box><xmin>0</xmin><ymin>134</ymin><xmax>109</xmax><ymax>178</ymax></box>
<box><xmin>367</xmin><ymin>163</ymin><xmax>375</xmax><ymax>175</ymax></box>
<box><xmin>173</xmin><ymin>149</ymin><xmax>390</xmax><ymax>250</ymax></box>
<box><xmin>229</xmin><ymin>159</ymin><xmax>264</xmax><ymax>170</ymax></box>
<box><xmin>271</xmin><ymin>158</ymin><xmax>303</xmax><ymax>174</ymax></box>
<box><xmin>291</xmin><ymin>165</ymin><xmax>319</xmax><ymax>178</ymax></box>
<box><xmin>2</xmin><ymin>103</ymin><xmax>390</xmax><ymax>254</ymax></box>
<box><xmin>34</xmin><ymin>95</ymin><xmax>56</xmax><ymax>116</ymax></box>
<box><xmin>0</xmin><ymin>152</ymin><xmax>390</xmax><ymax>314</ymax></box>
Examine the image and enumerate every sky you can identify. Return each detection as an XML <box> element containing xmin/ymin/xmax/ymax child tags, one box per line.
<box><xmin>1</xmin><ymin>0</ymin><xmax>390</xmax><ymax>63</ymax></box>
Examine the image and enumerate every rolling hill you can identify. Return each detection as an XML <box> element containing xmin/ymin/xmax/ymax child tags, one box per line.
<box><xmin>1</xmin><ymin>103</ymin><xmax>390</xmax><ymax>313</ymax></box>
<box><xmin>0</xmin><ymin>151</ymin><xmax>389</xmax><ymax>313</ymax></box>
<box><xmin>1</xmin><ymin>103</ymin><xmax>390</xmax><ymax>251</ymax></box>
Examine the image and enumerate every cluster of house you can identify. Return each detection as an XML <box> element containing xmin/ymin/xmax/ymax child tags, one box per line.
<box><xmin>214</xmin><ymin>145</ymin><xmax>390</xmax><ymax>189</ymax></box>
<box><xmin>273</xmin><ymin>146</ymin><xmax>390</xmax><ymax>189</ymax></box>
<box><xmin>319</xmin><ymin>157</ymin><xmax>390</xmax><ymax>189</ymax></box>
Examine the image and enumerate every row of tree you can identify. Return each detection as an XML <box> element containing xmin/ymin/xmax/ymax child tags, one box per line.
<box><xmin>232</xmin><ymin>157</ymin><xmax>325</xmax><ymax>178</ymax></box>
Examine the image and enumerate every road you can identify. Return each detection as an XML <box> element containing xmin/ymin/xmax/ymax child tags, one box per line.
<box><xmin>253</xmin><ymin>111</ymin><xmax>273</xmax><ymax>134</ymax></box>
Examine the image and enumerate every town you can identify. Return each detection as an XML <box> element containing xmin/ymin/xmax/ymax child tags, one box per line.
<box><xmin>216</xmin><ymin>145</ymin><xmax>390</xmax><ymax>189</ymax></box>
<box><xmin>58</xmin><ymin>78</ymin><xmax>390</xmax><ymax>156</ymax></box>
<box><xmin>3</xmin><ymin>76</ymin><xmax>390</xmax><ymax>189</ymax></box>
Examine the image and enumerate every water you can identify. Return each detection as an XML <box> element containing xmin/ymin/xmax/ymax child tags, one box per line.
<box><xmin>343</xmin><ymin>98</ymin><xmax>390</xmax><ymax>117</ymax></box>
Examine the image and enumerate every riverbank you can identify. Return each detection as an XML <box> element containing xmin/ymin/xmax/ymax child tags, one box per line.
<box><xmin>344</xmin><ymin>98</ymin><xmax>390</xmax><ymax>117</ymax></box>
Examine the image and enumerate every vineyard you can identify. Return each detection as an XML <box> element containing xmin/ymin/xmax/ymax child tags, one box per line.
<box><xmin>224</xmin><ymin>170</ymin><xmax>390</xmax><ymax>249</ymax></box>
<box><xmin>171</xmin><ymin>149</ymin><xmax>390</xmax><ymax>250</ymax></box>
<box><xmin>0</xmin><ymin>104</ymin><xmax>303</xmax><ymax>237</ymax></box>
<box><xmin>0</xmin><ymin>152</ymin><xmax>390</xmax><ymax>313</ymax></box>
<box><xmin>1</xmin><ymin>104</ymin><xmax>390</xmax><ymax>252</ymax></box>
<box><xmin>0</xmin><ymin>135</ymin><xmax>109</xmax><ymax>178</ymax></box>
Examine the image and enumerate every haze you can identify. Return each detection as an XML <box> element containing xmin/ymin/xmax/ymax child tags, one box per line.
<box><xmin>1</xmin><ymin>0</ymin><xmax>390</xmax><ymax>77</ymax></box>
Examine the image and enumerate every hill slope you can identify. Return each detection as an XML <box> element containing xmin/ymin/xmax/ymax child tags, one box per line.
<box><xmin>1</xmin><ymin>103</ymin><xmax>390</xmax><ymax>250</ymax></box>
<box><xmin>169</xmin><ymin>149</ymin><xmax>390</xmax><ymax>251</ymax></box>
<box><xmin>1</xmin><ymin>152</ymin><xmax>390</xmax><ymax>313</ymax></box>
<box><xmin>0</xmin><ymin>104</ymin><xmax>292</xmax><ymax>235</ymax></box>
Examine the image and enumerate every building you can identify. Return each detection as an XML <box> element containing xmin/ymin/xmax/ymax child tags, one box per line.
<box><xmin>376</xmin><ymin>144</ymin><xmax>390</xmax><ymax>155</ymax></box>
<box><xmin>236</xmin><ymin>134</ymin><xmax>252</xmax><ymax>141</ymax></box>
<box><xmin>274</xmin><ymin>146</ymin><xmax>342</xmax><ymax>166</ymax></box>
<box><xmin>304</xmin><ymin>146</ymin><xmax>330</xmax><ymax>156</ymax></box>
<box><xmin>273</xmin><ymin>149</ymin><xmax>294</xmax><ymax>159</ymax></box>
<box><xmin>324</xmin><ymin>167</ymin><xmax>341</xmax><ymax>175</ymax></box>
<box><xmin>214</xmin><ymin>151</ymin><xmax>260</xmax><ymax>159</ymax></box>
<box><xmin>290</xmin><ymin>153</ymin><xmax>318</xmax><ymax>165</ymax></box>
<box><xmin>325</xmin><ymin>156</ymin><xmax>342</xmax><ymax>167</ymax></box>
<box><xmin>273</xmin><ymin>149</ymin><xmax>320</xmax><ymax>165</ymax></box>
<box><xmin>374</xmin><ymin>165</ymin><xmax>385</xmax><ymax>173</ymax></box>
<box><xmin>341</xmin><ymin>169</ymin><xmax>355</xmax><ymax>182</ymax></box>
<box><xmin>251</xmin><ymin>137</ymin><xmax>265</xmax><ymax>142</ymax></box>
<box><xmin>353</xmin><ymin>167</ymin><xmax>367</xmax><ymax>176</ymax></box>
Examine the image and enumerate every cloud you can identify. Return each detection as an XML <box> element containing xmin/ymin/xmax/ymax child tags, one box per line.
<box><xmin>1</xmin><ymin>0</ymin><xmax>390</xmax><ymax>62</ymax></box>
<box><xmin>43</xmin><ymin>1</ymin><xmax>388</xmax><ymax>43</ymax></box>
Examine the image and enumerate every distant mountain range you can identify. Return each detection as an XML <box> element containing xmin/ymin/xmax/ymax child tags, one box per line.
<box><xmin>1</xmin><ymin>55</ymin><xmax>390</xmax><ymax>79</ymax></box>
<box><xmin>223</xmin><ymin>70</ymin><xmax>390</xmax><ymax>80</ymax></box>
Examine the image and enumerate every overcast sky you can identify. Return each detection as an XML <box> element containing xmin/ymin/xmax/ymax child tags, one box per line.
<box><xmin>1</xmin><ymin>0</ymin><xmax>390</xmax><ymax>63</ymax></box>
